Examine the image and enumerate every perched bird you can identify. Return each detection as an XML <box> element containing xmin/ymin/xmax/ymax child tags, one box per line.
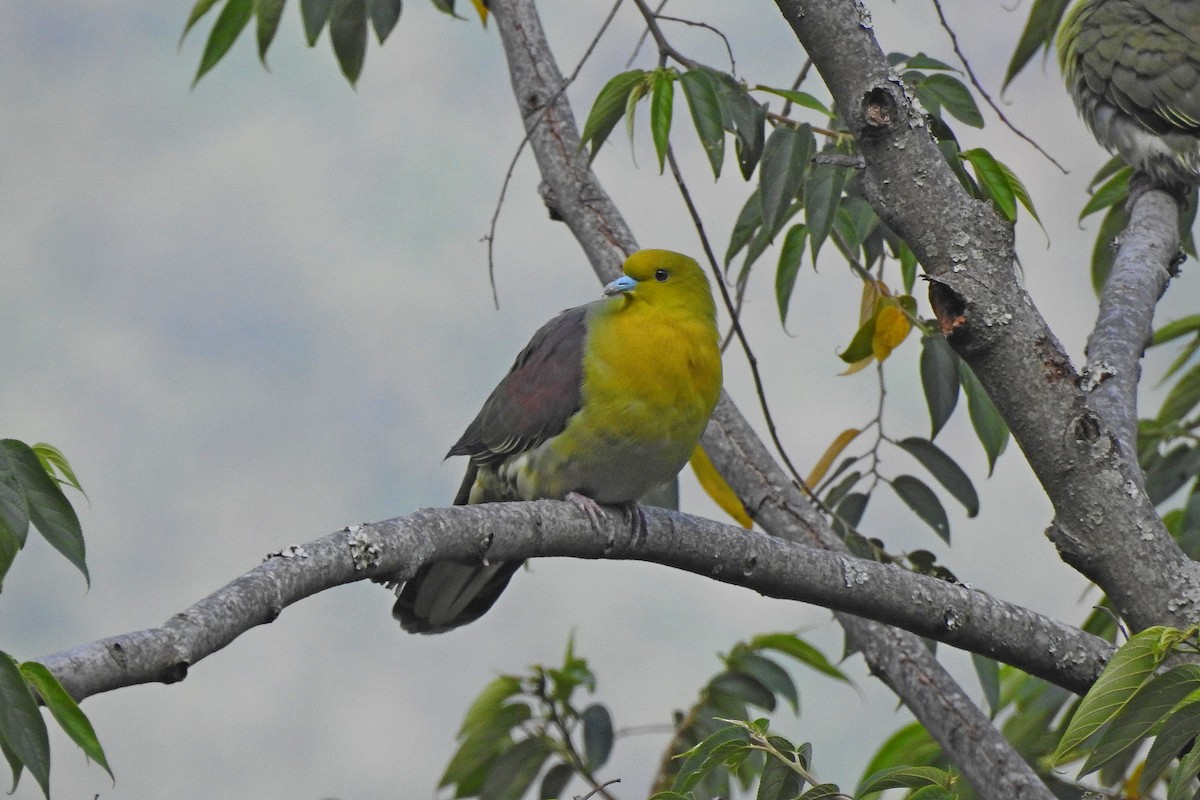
<box><xmin>1058</xmin><ymin>0</ymin><xmax>1200</xmax><ymax>188</ymax></box>
<box><xmin>393</xmin><ymin>249</ymin><xmax>723</xmax><ymax>633</ymax></box>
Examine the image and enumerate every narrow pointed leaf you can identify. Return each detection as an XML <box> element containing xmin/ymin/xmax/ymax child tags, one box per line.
<box><xmin>0</xmin><ymin>444</ymin><xmax>31</xmax><ymax>547</ymax></box>
<box><xmin>18</xmin><ymin>662</ymin><xmax>111</xmax><ymax>778</ymax></box>
<box><xmin>858</xmin><ymin>765</ymin><xmax>955</xmax><ymax>795</ymax></box>
<box><xmin>580</xmin><ymin>70</ymin><xmax>647</xmax><ymax>161</ymax></box>
<box><xmin>734</xmin><ymin>654</ymin><xmax>798</xmax><ymax>715</ymax></box>
<box><xmin>254</xmin><ymin>0</ymin><xmax>285</xmax><ymax>63</ymax></box>
<box><xmin>806</xmin><ymin>428</ymin><xmax>861</xmax><ymax>488</ymax></box>
<box><xmin>680</xmin><ymin>68</ymin><xmax>725</xmax><ymax>178</ymax></box>
<box><xmin>193</xmin><ymin>0</ymin><xmax>254</xmax><ymax>85</ymax></box>
<box><xmin>0</xmin><ymin>654</ymin><xmax>49</xmax><ymax>798</ymax></box>
<box><xmin>759</xmin><ymin>124</ymin><xmax>814</xmax><ymax>235</ymax></box>
<box><xmin>1080</xmin><ymin>168</ymin><xmax>1131</xmax><ymax>221</ymax></box>
<box><xmin>650</xmin><ymin>69</ymin><xmax>675</xmax><ymax>174</ymax></box>
<box><xmin>775</xmin><ymin>223</ymin><xmax>808</xmax><ymax>325</ymax></box>
<box><xmin>753</xmin><ymin>85</ymin><xmax>832</xmax><ymax>117</ymax></box>
<box><xmin>300</xmin><ymin>0</ymin><xmax>335</xmax><ymax>44</ymax></box>
<box><xmin>0</xmin><ymin>736</ymin><xmax>22</xmax><ymax>794</ymax></box>
<box><xmin>804</xmin><ymin>149</ymin><xmax>847</xmax><ymax>263</ymax></box>
<box><xmin>725</xmin><ymin>187</ymin><xmax>763</xmax><ymax>268</ymax></box>
<box><xmin>914</xmin><ymin>74</ymin><xmax>983</xmax><ymax>128</ymax></box>
<box><xmin>896</xmin><ymin>437</ymin><xmax>979</xmax><ymax>517</ymax></box>
<box><xmin>891</xmin><ymin>475</ymin><xmax>951</xmax><ymax>542</ymax></box>
<box><xmin>972</xmin><ymin>654</ymin><xmax>1000</xmax><ymax>716</ymax></box>
<box><xmin>1158</xmin><ymin>363</ymin><xmax>1200</xmax><ymax>426</ymax></box>
<box><xmin>749</xmin><ymin>633</ymin><xmax>849</xmax><ymax>682</ymax></box>
<box><xmin>1054</xmin><ymin>626</ymin><xmax>1175</xmax><ymax>764</ymax></box>
<box><xmin>1003</xmin><ymin>0</ymin><xmax>1072</xmax><ymax>89</ymax></box>
<box><xmin>367</xmin><ymin>0</ymin><xmax>401</xmax><ymax>43</ymax></box>
<box><xmin>329</xmin><ymin>0</ymin><xmax>368</xmax><ymax>85</ymax></box>
<box><xmin>1140</xmin><ymin>694</ymin><xmax>1200</xmax><ymax>794</ymax></box>
<box><xmin>1082</xmin><ymin>664</ymin><xmax>1200</xmax><ymax>779</ymax></box>
<box><xmin>0</xmin><ymin>441</ymin><xmax>86</xmax><ymax>585</ymax></box>
<box><xmin>962</xmin><ymin>148</ymin><xmax>1016</xmax><ymax>222</ymax></box>
<box><xmin>1153</xmin><ymin>314</ymin><xmax>1200</xmax><ymax>346</ymax></box>
<box><xmin>957</xmin><ymin>364</ymin><xmax>1008</xmax><ymax>475</ymax></box>
<box><xmin>182</xmin><ymin>0</ymin><xmax>226</xmax><ymax>40</ymax></box>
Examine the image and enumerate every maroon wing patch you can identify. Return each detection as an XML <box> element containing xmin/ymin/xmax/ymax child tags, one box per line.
<box><xmin>447</xmin><ymin>304</ymin><xmax>590</xmax><ymax>465</ymax></box>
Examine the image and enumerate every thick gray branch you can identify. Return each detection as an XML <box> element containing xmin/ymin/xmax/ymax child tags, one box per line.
<box><xmin>489</xmin><ymin>2</ymin><xmax>1058</xmax><ymax>797</ymax></box>
<box><xmin>1085</xmin><ymin>187</ymin><xmax>1181</xmax><ymax>474</ymax></box>
<box><xmin>38</xmin><ymin>503</ymin><xmax>1109</xmax><ymax>704</ymax></box>
<box><xmin>773</xmin><ymin>0</ymin><xmax>1200</xmax><ymax>633</ymax></box>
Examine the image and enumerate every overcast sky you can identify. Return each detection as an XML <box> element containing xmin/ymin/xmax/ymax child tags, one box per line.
<box><xmin>2</xmin><ymin>1</ymin><xmax>1197</xmax><ymax>798</ymax></box>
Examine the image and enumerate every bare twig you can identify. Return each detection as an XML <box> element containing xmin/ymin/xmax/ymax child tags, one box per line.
<box><xmin>929</xmin><ymin>0</ymin><xmax>1068</xmax><ymax>174</ymax></box>
<box><xmin>484</xmin><ymin>0</ymin><xmax>626</xmax><ymax>307</ymax></box>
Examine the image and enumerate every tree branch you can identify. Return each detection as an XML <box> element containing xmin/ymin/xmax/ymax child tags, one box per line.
<box><xmin>1084</xmin><ymin>186</ymin><xmax>1182</xmax><ymax>475</ymax></box>
<box><xmin>488</xmin><ymin>2</ymin><xmax>1060</xmax><ymax>797</ymax></box>
<box><xmin>772</xmin><ymin>0</ymin><xmax>1200</xmax><ymax>633</ymax></box>
<box><xmin>37</xmin><ymin>502</ymin><xmax>1109</xmax><ymax>705</ymax></box>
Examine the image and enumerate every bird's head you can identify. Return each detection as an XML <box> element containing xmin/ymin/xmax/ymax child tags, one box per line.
<box><xmin>602</xmin><ymin>249</ymin><xmax>716</xmax><ymax>319</ymax></box>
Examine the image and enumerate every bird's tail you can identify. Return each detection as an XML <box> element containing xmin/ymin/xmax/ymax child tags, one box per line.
<box><xmin>393</xmin><ymin>560</ymin><xmax>522</xmax><ymax>633</ymax></box>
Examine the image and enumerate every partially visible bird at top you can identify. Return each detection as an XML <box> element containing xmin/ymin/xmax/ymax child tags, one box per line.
<box><xmin>1058</xmin><ymin>0</ymin><xmax>1200</xmax><ymax>190</ymax></box>
<box><xmin>393</xmin><ymin>248</ymin><xmax>723</xmax><ymax>634</ymax></box>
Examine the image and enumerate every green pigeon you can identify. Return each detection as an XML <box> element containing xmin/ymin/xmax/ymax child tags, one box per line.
<box><xmin>1058</xmin><ymin>0</ymin><xmax>1200</xmax><ymax>188</ymax></box>
<box><xmin>393</xmin><ymin>249</ymin><xmax>722</xmax><ymax>634</ymax></box>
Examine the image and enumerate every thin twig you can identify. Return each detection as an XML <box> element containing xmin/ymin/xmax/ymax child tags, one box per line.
<box><xmin>484</xmin><ymin>0</ymin><xmax>626</xmax><ymax>307</ymax></box>
<box><xmin>929</xmin><ymin>0</ymin><xmax>1068</xmax><ymax>174</ymax></box>
<box><xmin>540</xmin><ymin>684</ymin><xmax>620</xmax><ymax>800</ymax></box>
<box><xmin>628</xmin><ymin>0</ymin><xmax>699</xmax><ymax>69</ymax></box>
<box><xmin>627</xmin><ymin>0</ymin><xmax>668</xmax><ymax>67</ymax></box>
<box><xmin>654</xmin><ymin>13</ymin><xmax>736</xmax><ymax>73</ymax></box>
<box><xmin>578</xmin><ymin>779</ymin><xmax>622</xmax><ymax>800</ymax></box>
<box><xmin>665</xmin><ymin>146</ymin><xmax>811</xmax><ymax>493</ymax></box>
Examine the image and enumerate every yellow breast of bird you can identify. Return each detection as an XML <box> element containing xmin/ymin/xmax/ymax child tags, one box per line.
<box><xmin>513</xmin><ymin>299</ymin><xmax>722</xmax><ymax>504</ymax></box>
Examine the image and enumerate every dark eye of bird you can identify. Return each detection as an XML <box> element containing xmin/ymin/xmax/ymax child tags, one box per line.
<box><xmin>654</xmin><ymin>268</ymin><xmax>669</xmax><ymax>282</ymax></box>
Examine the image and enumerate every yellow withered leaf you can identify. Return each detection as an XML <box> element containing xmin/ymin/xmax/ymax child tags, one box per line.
<box><xmin>690</xmin><ymin>445</ymin><xmax>752</xmax><ymax>528</ymax></box>
<box><xmin>871</xmin><ymin>303</ymin><xmax>912</xmax><ymax>362</ymax></box>
<box><xmin>806</xmin><ymin>428</ymin><xmax>861</xmax><ymax>487</ymax></box>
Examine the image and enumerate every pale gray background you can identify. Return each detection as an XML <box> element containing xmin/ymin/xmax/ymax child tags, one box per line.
<box><xmin>1</xmin><ymin>1</ymin><xmax>1195</xmax><ymax>798</ymax></box>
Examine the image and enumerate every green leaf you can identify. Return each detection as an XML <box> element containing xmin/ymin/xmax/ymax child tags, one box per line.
<box><xmin>478</xmin><ymin>735</ymin><xmax>552</xmax><ymax>800</ymax></box>
<box><xmin>671</xmin><ymin>724</ymin><xmax>752</xmax><ymax>794</ymax></box>
<box><xmin>972</xmin><ymin>654</ymin><xmax>1001</xmax><ymax>716</ymax></box>
<box><xmin>753</xmin><ymin>85</ymin><xmax>832</xmax><ymax>117</ymax></box>
<box><xmin>775</xmin><ymin>224</ymin><xmax>808</xmax><ymax>326</ymax></box>
<box><xmin>798</xmin><ymin>785</ymin><xmax>843</xmax><ymax>800</ymax></box>
<box><xmin>913</xmin><ymin>73</ymin><xmax>983</xmax><ymax>128</ymax></box>
<box><xmin>580</xmin><ymin>70</ymin><xmax>647</xmax><ymax>162</ymax></box>
<box><xmin>713</xmin><ymin>74</ymin><xmax>765</xmax><ymax>179</ymax></box>
<box><xmin>1158</xmin><ymin>362</ymin><xmax>1200</xmax><ymax>426</ymax></box>
<box><xmin>725</xmin><ymin>188</ymin><xmax>763</xmax><ymax>269</ymax></box>
<box><xmin>538</xmin><ymin>762</ymin><xmax>572</xmax><ymax>800</ymax></box>
<box><xmin>857</xmin><ymin>765</ymin><xmax>955</xmax><ymax>796</ymax></box>
<box><xmin>1091</xmin><ymin>202</ymin><xmax>1128</xmax><ymax>294</ymax></box>
<box><xmin>1140</xmin><ymin>694</ymin><xmax>1200</xmax><ymax>794</ymax></box>
<box><xmin>0</xmin><ymin>444</ymin><xmax>31</xmax><ymax>547</ymax></box>
<box><xmin>961</xmin><ymin>148</ymin><xmax>1016</xmax><ymax>222</ymax></box>
<box><xmin>650</xmin><ymin>69</ymin><xmax>675</xmax><ymax>174</ymax></box>
<box><xmin>0</xmin><ymin>440</ymin><xmax>86</xmax><ymax>585</ymax></box>
<box><xmin>182</xmin><ymin>0</ymin><xmax>226</xmax><ymax>40</ymax></box>
<box><xmin>1154</xmin><ymin>315</ymin><xmax>1200</xmax><ymax>347</ymax></box>
<box><xmin>756</xmin><ymin>747</ymin><xmax>803</xmax><ymax>800</ymax></box>
<box><xmin>329</xmin><ymin>0</ymin><xmax>368</xmax><ymax>85</ymax></box>
<box><xmin>899</xmin><ymin>243</ymin><xmax>918</xmax><ymax>295</ymax></box>
<box><xmin>680</xmin><ymin>69</ymin><xmax>725</xmax><ymax>179</ymax></box>
<box><xmin>1054</xmin><ymin>626</ymin><xmax>1179</xmax><ymax>765</ymax></box>
<box><xmin>442</xmin><ymin>703</ymin><xmax>531</xmax><ymax>790</ymax></box>
<box><xmin>1081</xmin><ymin>664</ymin><xmax>1200</xmax><ymax>779</ymax></box>
<box><xmin>193</xmin><ymin>0</ymin><xmax>254</xmax><ymax>85</ymax></box>
<box><xmin>858</xmin><ymin>722</ymin><xmax>941</xmax><ymax>795</ymax></box>
<box><xmin>748</xmin><ymin>633</ymin><xmax>849</xmax><ymax>682</ymax></box>
<box><xmin>300</xmin><ymin>0</ymin><xmax>335</xmax><ymax>45</ymax></box>
<box><xmin>920</xmin><ymin>334</ymin><xmax>959</xmax><ymax>439</ymax></box>
<box><xmin>896</xmin><ymin>437</ymin><xmax>979</xmax><ymax>517</ymax></box>
<box><xmin>733</xmin><ymin>653</ymin><xmax>798</xmax><ymax>715</ymax></box>
<box><xmin>1168</xmin><ymin>737</ymin><xmax>1200</xmax><ymax>800</ymax></box>
<box><xmin>0</xmin><ymin>736</ymin><xmax>22</xmax><ymax>794</ymax></box>
<box><xmin>759</xmin><ymin>124</ymin><xmax>814</xmax><ymax>235</ymax></box>
<box><xmin>254</xmin><ymin>0</ymin><xmax>286</xmax><ymax>63</ymax></box>
<box><xmin>1003</xmin><ymin>0</ymin><xmax>1072</xmax><ymax>89</ymax></box>
<box><xmin>18</xmin><ymin>662</ymin><xmax>112</xmax><ymax>779</ymax></box>
<box><xmin>890</xmin><ymin>475</ymin><xmax>951</xmax><ymax>543</ymax></box>
<box><xmin>458</xmin><ymin>675</ymin><xmax>522</xmax><ymax>736</ymax></box>
<box><xmin>710</xmin><ymin>671</ymin><xmax>775</xmax><ymax>712</ymax></box>
<box><xmin>804</xmin><ymin>148</ymin><xmax>848</xmax><ymax>264</ymax></box>
<box><xmin>580</xmin><ymin>704</ymin><xmax>613</xmax><ymax>771</ymax></box>
<box><xmin>1080</xmin><ymin>167</ymin><xmax>1131</xmax><ymax>221</ymax></box>
<box><xmin>0</xmin><ymin>653</ymin><xmax>49</xmax><ymax>798</ymax></box>
<box><xmin>957</xmin><ymin>364</ymin><xmax>1008</xmax><ymax>475</ymax></box>
<box><xmin>366</xmin><ymin>0</ymin><xmax>401</xmax><ymax>43</ymax></box>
